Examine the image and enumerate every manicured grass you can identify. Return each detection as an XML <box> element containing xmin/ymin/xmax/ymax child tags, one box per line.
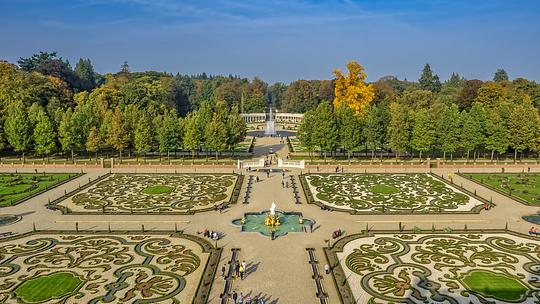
<box><xmin>142</xmin><ymin>185</ymin><xmax>174</xmax><ymax>194</ymax></box>
<box><xmin>465</xmin><ymin>173</ymin><xmax>540</xmax><ymax>205</ymax></box>
<box><xmin>370</xmin><ymin>184</ymin><xmax>400</xmax><ymax>194</ymax></box>
<box><xmin>462</xmin><ymin>270</ymin><xmax>528</xmax><ymax>302</ymax></box>
<box><xmin>15</xmin><ymin>272</ymin><xmax>82</xmax><ymax>302</ymax></box>
<box><xmin>0</xmin><ymin>173</ymin><xmax>73</xmax><ymax>206</ymax></box>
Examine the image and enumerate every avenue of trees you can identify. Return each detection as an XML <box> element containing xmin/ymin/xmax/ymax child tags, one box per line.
<box><xmin>0</xmin><ymin>53</ymin><xmax>247</xmax><ymax>161</ymax></box>
<box><xmin>299</xmin><ymin>62</ymin><xmax>540</xmax><ymax>162</ymax></box>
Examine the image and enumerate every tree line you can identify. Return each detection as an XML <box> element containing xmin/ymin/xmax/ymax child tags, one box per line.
<box><xmin>298</xmin><ymin>64</ymin><xmax>540</xmax><ymax>161</ymax></box>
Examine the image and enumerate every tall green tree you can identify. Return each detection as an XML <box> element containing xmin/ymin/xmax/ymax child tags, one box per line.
<box><xmin>59</xmin><ymin>108</ymin><xmax>77</xmax><ymax>161</ymax></box>
<box><xmin>485</xmin><ymin>106</ymin><xmax>509</xmax><ymax>161</ymax></box>
<box><xmin>75</xmin><ymin>58</ymin><xmax>97</xmax><ymax>91</ymax></box>
<box><xmin>183</xmin><ymin>112</ymin><xmax>201</xmax><ymax>158</ymax></box>
<box><xmin>108</xmin><ymin>106</ymin><xmax>129</xmax><ymax>159</ymax></box>
<box><xmin>313</xmin><ymin>103</ymin><xmax>338</xmax><ymax>160</ymax></box>
<box><xmin>86</xmin><ymin>126</ymin><xmax>102</xmax><ymax>160</ymax></box>
<box><xmin>418</xmin><ymin>64</ymin><xmax>441</xmax><ymax>93</ymax></box>
<box><xmin>204</xmin><ymin>114</ymin><xmax>228</xmax><ymax>159</ymax></box>
<box><xmin>493</xmin><ymin>68</ymin><xmax>509</xmax><ymax>82</ymax></box>
<box><xmin>158</xmin><ymin>111</ymin><xmax>181</xmax><ymax>161</ymax></box>
<box><xmin>411</xmin><ymin>109</ymin><xmax>435</xmax><ymax>160</ymax></box>
<box><xmin>439</xmin><ymin>104</ymin><xmax>462</xmax><ymax>160</ymax></box>
<box><xmin>460</xmin><ymin>102</ymin><xmax>486</xmax><ymax>160</ymax></box>
<box><xmin>226</xmin><ymin>107</ymin><xmax>247</xmax><ymax>153</ymax></box>
<box><xmin>508</xmin><ymin>103</ymin><xmax>537</xmax><ymax>161</ymax></box>
<box><xmin>387</xmin><ymin>103</ymin><xmax>411</xmax><ymax>159</ymax></box>
<box><xmin>33</xmin><ymin>109</ymin><xmax>56</xmax><ymax>159</ymax></box>
<box><xmin>364</xmin><ymin>104</ymin><xmax>390</xmax><ymax>160</ymax></box>
<box><xmin>134</xmin><ymin>113</ymin><xmax>153</xmax><ymax>160</ymax></box>
<box><xmin>336</xmin><ymin>105</ymin><xmax>362</xmax><ymax>163</ymax></box>
<box><xmin>298</xmin><ymin>110</ymin><xmax>316</xmax><ymax>160</ymax></box>
<box><xmin>4</xmin><ymin>101</ymin><xmax>32</xmax><ymax>161</ymax></box>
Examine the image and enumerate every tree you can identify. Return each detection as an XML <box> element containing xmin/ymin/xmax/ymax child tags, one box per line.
<box><xmin>158</xmin><ymin>111</ymin><xmax>181</xmax><ymax>161</ymax></box>
<box><xmin>313</xmin><ymin>103</ymin><xmax>338</xmax><ymax>160</ymax></box>
<box><xmin>108</xmin><ymin>106</ymin><xmax>129</xmax><ymax>159</ymax></box>
<box><xmin>418</xmin><ymin>64</ymin><xmax>441</xmax><ymax>93</ymax></box>
<box><xmin>457</xmin><ymin>80</ymin><xmax>483</xmax><ymax>110</ymax></box>
<box><xmin>387</xmin><ymin>103</ymin><xmax>411</xmax><ymax>159</ymax></box>
<box><xmin>204</xmin><ymin>114</ymin><xmax>228</xmax><ymax>159</ymax></box>
<box><xmin>17</xmin><ymin>51</ymin><xmax>57</xmax><ymax>71</ymax></box>
<box><xmin>508</xmin><ymin>102</ymin><xmax>537</xmax><ymax>161</ymax></box>
<box><xmin>410</xmin><ymin>109</ymin><xmax>435</xmax><ymax>160</ymax></box>
<box><xmin>438</xmin><ymin>104</ymin><xmax>462</xmax><ymax>160</ymax></box>
<box><xmin>4</xmin><ymin>101</ymin><xmax>32</xmax><ymax>161</ymax></box>
<box><xmin>475</xmin><ymin>82</ymin><xmax>505</xmax><ymax>107</ymax></box>
<box><xmin>59</xmin><ymin>108</ymin><xmax>77</xmax><ymax>161</ymax></box>
<box><xmin>363</xmin><ymin>104</ymin><xmax>389</xmax><ymax>160</ymax></box>
<box><xmin>485</xmin><ymin>106</ymin><xmax>509</xmax><ymax>161</ymax></box>
<box><xmin>226</xmin><ymin>107</ymin><xmax>247</xmax><ymax>153</ymax></box>
<box><xmin>493</xmin><ymin>68</ymin><xmax>509</xmax><ymax>82</ymax></box>
<box><xmin>336</xmin><ymin>104</ymin><xmax>362</xmax><ymax>163</ymax></box>
<box><xmin>86</xmin><ymin>126</ymin><xmax>102</xmax><ymax>160</ymax></box>
<box><xmin>75</xmin><ymin>58</ymin><xmax>97</xmax><ymax>91</ymax></box>
<box><xmin>134</xmin><ymin>113</ymin><xmax>153</xmax><ymax>160</ymax></box>
<box><xmin>183</xmin><ymin>112</ymin><xmax>201</xmax><ymax>158</ymax></box>
<box><xmin>460</xmin><ymin>102</ymin><xmax>486</xmax><ymax>160</ymax></box>
<box><xmin>33</xmin><ymin>109</ymin><xmax>56</xmax><ymax>159</ymax></box>
<box><xmin>333</xmin><ymin>61</ymin><xmax>375</xmax><ymax>114</ymax></box>
<box><xmin>298</xmin><ymin>110</ymin><xmax>316</xmax><ymax>160</ymax></box>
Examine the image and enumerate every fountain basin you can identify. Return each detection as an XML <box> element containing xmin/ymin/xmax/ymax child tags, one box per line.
<box><xmin>232</xmin><ymin>211</ymin><xmax>314</xmax><ymax>238</ymax></box>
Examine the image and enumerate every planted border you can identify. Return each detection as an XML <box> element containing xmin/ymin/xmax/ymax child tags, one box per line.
<box><xmin>457</xmin><ymin>172</ymin><xmax>536</xmax><ymax>206</ymax></box>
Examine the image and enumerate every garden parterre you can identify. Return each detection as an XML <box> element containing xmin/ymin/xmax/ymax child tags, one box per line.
<box><xmin>303</xmin><ymin>173</ymin><xmax>484</xmax><ymax>213</ymax></box>
<box><xmin>58</xmin><ymin>173</ymin><xmax>239</xmax><ymax>214</ymax></box>
<box><xmin>0</xmin><ymin>232</ymin><xmax>219</xmax><ymax>303</ymax></box>
<box><xmin>328</xmin><ymin>232</ymin><xmax>540</xmax><ymax>303</ymax></box>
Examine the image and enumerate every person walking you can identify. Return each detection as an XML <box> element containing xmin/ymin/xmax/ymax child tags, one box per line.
<box><xmin>235</xmin><ymin>261</ymin><xmax>240</xmax><ymax>277</ymax></box>
<box><xmin>239</xmin><ymin>292</ymin><xmax>244</xmax><ymax>304</ymax></box>
<box><xmin>239</xmin><ymin>264</ymin><xmax>244</xmax><ymax>280</ymax></box>
<box><xmin>221</xmin><ymin>264</ymin><xmax>226</xmax><ymax>278</ymax></box>
<box><xmin>232</xmin><ymin>291</ymin><xmax>238</xmax><ymax>304</ymax></box>
<box><xmin>310</xmin><ymin>222</ymin><xmax>314</xmax><ymax>233</ymax></box>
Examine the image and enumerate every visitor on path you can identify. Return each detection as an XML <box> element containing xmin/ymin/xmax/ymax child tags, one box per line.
<box><xmin>242</xmin><ymin>260</ymin><xmax>247</xmax><ymax>272</ymax></box>
<box><xmin>239</xmin><ymin>264</ymin><xmax>245</xmax><ymax>280</ymax></box>
<box><xmin>235</xmin><ymin>261</ymin><xmax>240</xmax><ymax>277</ymax></box>
<box><xmin>281</xmin><ymin>180</ymin><xmax>284</xmax><ymax>188</ymax></box>
<box><xmin>266</xmin><ymin>171</ymin><xmax>270</xmax><ymax>178</ymax></box>
<box><xmin>221</xmin><ymin>264</ymin><xmax>226</xmax><ymax>278</ymax></box>
<box><xmin>232</xmin><ymin>291</ymin><xmax>238</xmax><ymax>304</ymax></box>
<box><xmin>310</xmin><ymin>222</ymin><xmax>314</xmax><ymax>233</ymax></box>
<box><xmin>317</xmin><ymin>165</ymin><xmax>320</xmax><ymax>172</ymax></box>
<box><xmin>256</xmin><ymin>176</ymin><xmax>259</xmax><ymax>183</ymax></box>
<box><xmin>271</xmin><ymin>230</ymin><xmax>275</xmax><ymax>240</ymax></box>
<box><xmin>239</xmin><ymin>292</ymin><xmax>244</xmax><ymax>304</ymax></box>
<box><xmin>285</xmin><ymin>181</ymin><xmax>289</xmax><ymax>188</ymax></box>
<box><xmin>282</xmin><ymin>171</ymin><xmax>285</xmax><ymax>178</ymax></box>
<box><xmin>324</xmin><ymin>264</ymin><xmax>330</xmax><ymax>274</ymax></box>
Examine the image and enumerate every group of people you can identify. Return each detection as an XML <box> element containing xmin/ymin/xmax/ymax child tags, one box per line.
<box><xmin>332</xmin><ymin>228</ymin><xmax>343</xmax><ymax>239</ymax></box>
<box><xmin>529</xmin><ymin>226</ymin><xmax>540</xmax><ymax>236</ymax></box>
<box><xmin>231</xmin><ymin>291</ymin><xmax>267</xmax><ymax>304</ymax></box>
<box><xmin>200</xmin><ymin>228</ymin><xmax>220</xmax><ymax>240</ymax></box>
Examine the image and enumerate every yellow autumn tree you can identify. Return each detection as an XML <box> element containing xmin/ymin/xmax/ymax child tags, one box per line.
<box><xmin>333</xmin><ymin>61</ymin><xmax>375</xmax><ymax>114</ymax></box>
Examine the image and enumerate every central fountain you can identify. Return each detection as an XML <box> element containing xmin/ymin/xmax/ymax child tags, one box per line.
<box><xmin>232</xmin><ymin>202</ymin><xmax>314</xmax><ymax>238</ymax></box>
<box><xmin>264</xmin><ymin>107</ymin><xmax>276</xmax><ymax>136</ymax></box>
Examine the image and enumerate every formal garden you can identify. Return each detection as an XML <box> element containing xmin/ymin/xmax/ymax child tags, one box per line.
<box><xmin>460</xmin><ymin>173</ymin><xmax>540</xmax><ymax>206</ymax></box>
<box><xmin>0</xmin><ymin>232</ymin><xmax>220</xmax><ymax>303</ymax></box>
<box><xmin>56</xmin><ymin>173</ymin><xmax>240</xmax><ymax>214</ymax></box>
<box><xmin>301</xmin><ymin>173</ymin><xmax>485</xmax><ymax>214</ymax></box>
<box><xmin>326</xmin><ymin>231</ymin><xmax>540</xmax><ymax>303</ymax></box>
<box><xmin>0</xmin><ymin>173</ymin><xmax>78</xmax><ymax>207</ymax></box>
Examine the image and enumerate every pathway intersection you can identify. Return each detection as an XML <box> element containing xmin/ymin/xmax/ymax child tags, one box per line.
<box><xmin>0</xmin><ymin>132</ymin><xmax>539</xmax><ymax>303</ymax></box>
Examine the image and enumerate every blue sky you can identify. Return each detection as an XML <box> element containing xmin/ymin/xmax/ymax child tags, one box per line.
<box><xmin>1</xmin><ymin>0</ymin><xmax>540</xmax><ymax>83</ymax></box>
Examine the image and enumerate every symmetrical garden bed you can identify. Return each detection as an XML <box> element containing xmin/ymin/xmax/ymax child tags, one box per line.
<box><xmin>325</xmin><ymin>231</ymin><xmax>540</xmax><ymax>303</ymax></box>
<box><xmin>0</xmin><ymin>232</ymin><xmax>220</xmax><ymax>303</ymax></box>
<box><xmin>460</xmin><ymin>173</ymin><xmax>540</xmax><ymax>206</ymax></box>
<box><xmin>57</xmin><ymin>173</ymin><xmax>241</xmax><ymax>214</ymax></box>
<box><xmin>0</xmin><ymin>173</ymin><xmax>81</xmax><ymax>207</ymax></box>
<box><xmin>301</xmin><ymin>173</ymin><xmax>485</xmax><ymax>214</ymax></box>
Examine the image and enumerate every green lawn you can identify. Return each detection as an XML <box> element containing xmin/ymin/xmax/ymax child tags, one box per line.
<box><xmin>465</xmin><ymin>173</ymin><xmax>540</xmax><ymax>205</ymax></box>
<box><xmin>142</xmin><ymin>185</ymin><xmax>174</xmax><ymax>194</ymax></box>
<box><xmin>0</xmin><ymin>173</ymin><xmax>74</xmax><ymax>206</ymax></box>
<box><xmin>15</xmin><ymin>272</ymin><xmax>82</xmax><ymax>302</ymax></box>
<box><xmin>462</xmin><ymin>270</ymin><xmax>528</xmax><ymax>302</ymax></box>
<box><xmin>370</xmin><ymin>184</ymin><xmax>400</xmax><ymax>194</ymax></box>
